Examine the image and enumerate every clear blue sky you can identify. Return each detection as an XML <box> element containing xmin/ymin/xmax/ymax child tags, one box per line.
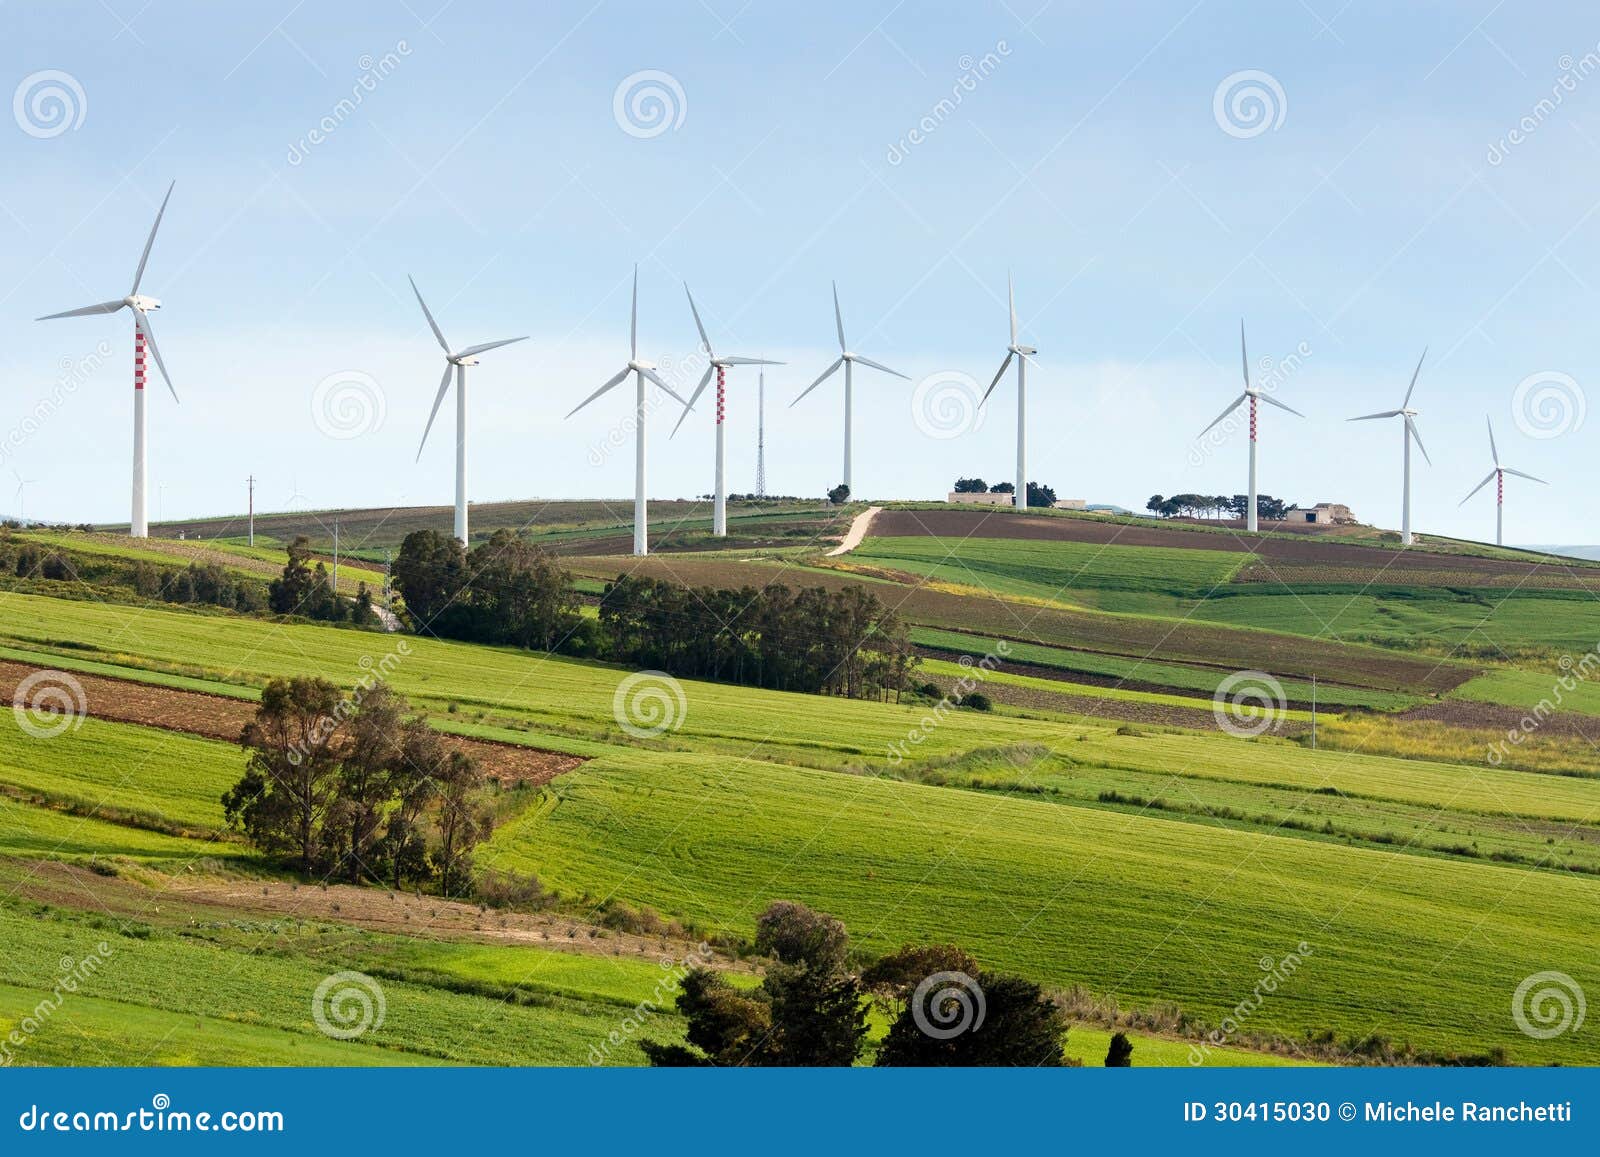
<box><xmin>2</xmin><ymin>1</ymin><xmax>1596</xmax><ymax>544</ymax></box>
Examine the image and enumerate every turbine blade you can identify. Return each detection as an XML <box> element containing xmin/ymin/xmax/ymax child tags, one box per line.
<box><xmin>409</xmin><ymin>276</ymin><xmax>449</xmax><ymax>352</ymax></box>
<box><xmin>1459</xmin><ymin>469</ymin><xmax>1497</xmax><ymax>505</ymax></box>
<box><xmin>1199</xmin><ymin>392</ymin><xmax>1248</xmax><ymax>437</ymax></box>
<box><xmin>37</xmin><ymin>299</ymin><xmax>126</xmax><ymax>321</ymax></box>
<box><xmin>1486</xmin><ymin>415</ymin><xmax>1499</xmax><ymax>466</ymax></box>
<box><xmin>1258</xmin><ymin>392</ymin><xmax>1305</xmax><ymax>418</ymax></box>
<box><xmin>852</xmin><ymin>354</ymin><xmax>908</xmax><ymax>380</ymax></box>
<box><xmin>791</xmin><ymin>357</ymin><xmax>844</xmax><ymax>406</ymax></box>
<box><xmin>1406</xmin><ymin>416</ymin><xmax>1432</xmax><ymax>466</ymax></box>
<box><xmin>565</xmin><ymin>366</ymin><xmax>631</xmax><ymax>418</ymax></box>
<box><xmin>718</xmin><ymin>356</ymin><xmax>784</xmax><ymax>366</ymax></box>
<box><xmin>684</xmin><ymin>283</ymin><xmax>712</xmax><ymax>356</ymax></box>
<box><xmin>832</xmin><ymin>281</ymin><xmax>846</xmax><ymax>352</ymax></box>
<box><xmin>415</xmin><ymin>362</ymin><xmax>455</xmax><ymax>460</ymax></box>
<box><xmin>630</xmin><ymin>266</ymin><xmax>638</xmax><ymax>361</ymax></box>
<box><xmin>640</xmin><ymin>366</ymin><xmax>687</xmax><ymax>405</ymax></box>
<box><xmin>1008</xmin><ymin>272</ymin><xmax>1017</xmax><ymax>346</ymax></box>
<box><xmin>1348</xmin><ymin>410</ymin><xmax>1402</xmax><ymax>421</ymax></box>
<box><xmin>134</xmin><ymin>310</ymin><xmax>178</xmax><ymax>403</ymax></box>
<box><xmin>1240</xmin><ymin>319</ymin><xmax>1249</xmax><ymax>389</ymax></box>
<box><xmin>671</xmin><ymin>365</ymin><xmax>716</xmax><ymax>438</ymax></box>
<box><xmin>1402</xmin><ymin>347</ymin><xmax>1427</xmax><ymax>408</ymax></box>
<box><xmin>130</xmin><ymin>180</ymin><xmax>175</xmax><ymax>295</ymax></box>
<box><xmin>980</xmin><ymin>351</ymin><xmax>1015</xmax><ymax>407</ymax></box>
<box><xmin>454</xmin><ymin>336</ymin><xmax>528</xmax><ymax>358</ymax></box>
<box><xmin>1501</xmin><ymin>466</ymin><xmax>1548</xmax><ymax>484</ymax></box>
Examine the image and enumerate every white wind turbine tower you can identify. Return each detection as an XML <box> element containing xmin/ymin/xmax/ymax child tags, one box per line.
<box><xmin>978</xmin><ymin>273</ymin><xmax>1037</xmax><ymax>511</ymax></box>
<box><xmin>410</xmin><ymin>276</ymin><xmax>528</xmax><ymax>546</ymax></box>
<box><xmin>36</xmin><ymin>180</ymin><xmax>178</xmax><ymax>538</ymax></box>
<box><xmin>11</xmin><ymin>470</ymin><xmax>37</xmax><ymax>524</ymax></box>
<box><xmin>1460</xmin><ymin>416</ymin><xmax>1545</xmax><ymax>547</ymax></box>
<box><xmin>790</xmin><ymin>282</ymin><xmax>908</xmax><ymax>496</ymax></box>
<box><xmin>1349</xmin><ymin>349</ymin><xmax>1431</xmax><ymax>547</ymax></box>
<box><xmin>566</xmin><ymin>267</ymin><xmax>689</xmax><ymax>556</ymax></box>
<box><xmin>1198</xmin><ymin>321</ymin><xmax>1304</xmax><ymax>532</ymax></box>
<box><xmin>671</xmin><ymin>284</ymin><xmax>782</xmax><ymax>536</ymax></box>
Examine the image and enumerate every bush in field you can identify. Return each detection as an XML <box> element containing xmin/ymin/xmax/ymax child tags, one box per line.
<box><xmin>1105</xmin><ymin>1031</ymin><xmax>1133</xmax><ymax>1066</ymax></box>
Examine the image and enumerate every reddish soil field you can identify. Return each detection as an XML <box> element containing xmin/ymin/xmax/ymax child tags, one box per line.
<box><xmin>0</xmin><ymin>660</ymin><xmax>581</xmax><ymax>786</ymax></box>
<box><xmin>1394</xmin><ymin>698</ymin><xmax>1600</xmax><ymax>740</ymax></box>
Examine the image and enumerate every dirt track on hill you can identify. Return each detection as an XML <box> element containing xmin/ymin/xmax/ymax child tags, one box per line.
<box><xmin>0</xmin><ymin>660</ymin><xmax>581</xmax><ymax>786</ymax></box>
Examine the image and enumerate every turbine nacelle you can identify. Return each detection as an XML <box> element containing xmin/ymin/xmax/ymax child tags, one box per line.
<box><xmin>628</xmin><ymin>359</ymin><xmax>657</xmax><ymax>373</ymax></box>
<box><xmin>127</xmin><ymin>294</ymin><xmax>161</xmax><ymax>312</ymax></box>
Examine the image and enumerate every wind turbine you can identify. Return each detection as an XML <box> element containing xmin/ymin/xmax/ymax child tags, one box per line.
<box><xmin>1460</xmin><ymin>416</ymin><xmax>1545</xmax><ymax>546</ymax></box>
<box><xmin>36</xmin><ymin>180</ymin><xmax>178</xmax><ymax>538</ymax></box>
<box><xmin>978</xmin><ymin>273</ymin><xmax>1037</xmax><ymax>511</ymax></box>
<box><xmin>410</xmin><ymin>276</ymin><xmax>528</xmax><ymax>546</ymax></box>
<box><xmin>1198</xmin><ymin>321</ymin><xmax>1304</xmax><ymax>532</ymax></box>
<box><xmin>671</xmin><ymin>284</ymin><xmax>782</xmax><ymax>537</ymax></box>
<box><xmin>790</xmin><ymin>282</ymin><xmax>908</xmax><ymax>497</ymax></box>
<box><xmin>566</xmin><ymin>266</ymin><xmax>689</xmax><ymax>556</ymax></box>
<box><xmin>11</xmin><ymin>470</ymin><xmax>36</xmax><ymax>524</ymax></box>
<box><xmin>1349</xmin><ymin>349</ymin><xmax>1431</xmax><ymax>546</ymax></box>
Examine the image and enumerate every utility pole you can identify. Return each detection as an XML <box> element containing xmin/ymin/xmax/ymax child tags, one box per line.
<box><xmin>756</xmin><ymin>363</ymin><xmax>766</xmax><ymax>499</ymax></box>
<box><xmin>383</xmin><ymin>549</ymin><xmax>393</xmax><ymax>612</ymax></box>
<box><xmin>246</xmin><ymin>475</ymin><xmax>255</xmax><ymax>547</ymax></box>
<box><xmin>1310</xmin><ymin>674</ymin><xmax>1318</xmax><ymax>751</ymax></box>
<box><xmin>331</xmin><ymin>518</ymin><xmax>340</xmax><ymax>599</ymax></box>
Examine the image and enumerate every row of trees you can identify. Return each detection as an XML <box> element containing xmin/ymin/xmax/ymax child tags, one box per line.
<box><xmin>1146</xmin><ymin>493</ymin><xmax>1294</xmax><ymax>521</ymax></box>
<box><xmin>645</xmin><ymin>902</ymin><xmax>1128</xmax><ymax>1067</ymax></box>
<box><xmin>391</xmin><ymin>529</ymin><xmax>581</xmax><ymax>650</ymax></box>
<box><xmin>268</xmin><ymin>536</ymin><xmax>377</xmax><ymax>625</ymax></box>
<box><xmin>599</xmin><ymin>575</ymin><xmax>917</xmax><ymax>698</ymax></box>
<box><xmin>222</xmin><ymin>677</ymin><xmax>488</xmax><ymax>892</ymax></box>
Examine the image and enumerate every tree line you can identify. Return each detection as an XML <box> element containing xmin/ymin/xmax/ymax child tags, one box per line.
<box><xmin>392</xmin><ymin>530</ymin><xmax>917</xmax><ymax>701</ymax></box>
<box><xmin>643</xmin><ymin>901</ymin><xmax>1133</xmax><ymax>1067</ymax></box>
<box><xmin>222</xmin><ymin>677</ymin><xmax>489</xmax><ymax>893</ymax></box>
<box><xmin>952</xmin><ymin>477</ymin><xmax>1059</xmax><ymax>506</ymax></box>
<box><xmin>1146</xmin><ymin>493</ymin><xmax>1294</xmax><ymax>521</ymax></box>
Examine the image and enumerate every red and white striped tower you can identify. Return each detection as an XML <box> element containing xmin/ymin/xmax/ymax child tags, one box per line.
<box><xmin>713</xmin><ymin>364</ymin><xmax>727</xmax><ymax>536</ymax></box>
<box><xmin>1496</xmin><ymin>468</ymin><xmax>1504</xmax><ymax>546</ymax></box>
<box><xmin>1246</xmin><ymin>391</ymin><xmax>1259</xmax><ymax>532</ymax></box>
<box><xmin>131</xmin><ymin>325</ymin><xmax>148</xmax><ymax>537</ymax></box>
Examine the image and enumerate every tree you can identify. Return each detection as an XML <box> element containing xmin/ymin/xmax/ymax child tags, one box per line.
<box><xmin>352</xmin><ymin>583</ymin><xmax>376</xmax><ymax>626</ymax></box>
<box><xmin>392</xmin><ymin>529</ymin><xmax>468</xmax><ymax>635</ymax></box>
<box><xmin>1026</xmin><ymin>481</ymin><xmax>1057</xmax><ymax>508</ymax></box>
<box><xmin>434</xmin><ymin>749</ymin><xmax>489</xmax><ymax>896</ymax></box>
<box><xmin>465</xmin><ymin>530</ymin><xmax>581</xmax><ymax>650</ymax></box>
<box><xmin>225</xmin><ymin>676</ymin><xmax>347</xmax><ymax>873</ymax></box>
<box><xmin>876</xmin><ymin>969</ymin><xmax>1069</xmax><ymax>1066</ymax></box>
<box><xmin>1105</xmin><ymin>1030</ymin><xmax>1133</xmax><ymax>1066</ymax></box>
<box><xmin>990</xmin><ymin>481</ymin><xmax>1014</xmax><ymax>494</ymax></box>
<box><xmin>953</xmin><ymin>477</ymin><xmax>988</xmax><ymax>493</ymax></box>
<box><xmin>827</xmin><ymin>483</ymin><xmax>850</xmax><ymax>505</ymax></box>
<box><xmin>640</xmin><ymin>969</ymin><xmax>770</xmax><ymax>1066</ymax></box>
<box><xmin>1146</xmin><ymin>494</ymin><xmax>1165</xmax><ymax>516</ymax></box>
